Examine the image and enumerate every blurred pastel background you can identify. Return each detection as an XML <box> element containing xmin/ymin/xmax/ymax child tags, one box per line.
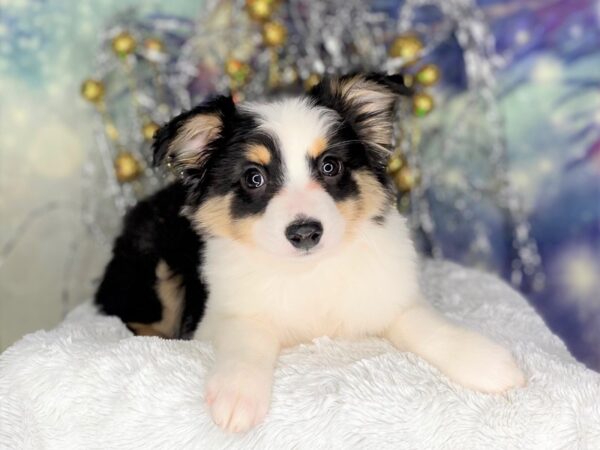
<box><xmin>1</xmin><ymin>0</ymin><xmax>599</xmax><ymax>371</ymax></box>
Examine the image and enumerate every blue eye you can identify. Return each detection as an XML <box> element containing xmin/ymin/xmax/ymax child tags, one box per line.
<box><xmin>243</xmin><ymin>167</ymin><xmax>266</xmax><ymax>189</ymax></box>
<box><xmin>320</xmin><ymin>156</ymin><xmax>342</xmax><ymax>177</ymax></box>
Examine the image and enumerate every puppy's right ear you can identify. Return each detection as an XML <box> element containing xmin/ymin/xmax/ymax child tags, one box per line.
<box><xmin>152</xmin><ymin>95</ymin><xmax>235</xmax><ymax>176</ymax></box>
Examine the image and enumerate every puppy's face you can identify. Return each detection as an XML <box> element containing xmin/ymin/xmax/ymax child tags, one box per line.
<box><xmin>153</xmin><ymin>74</ymin><xmax>411</xmax><ymax>258</ymax></box>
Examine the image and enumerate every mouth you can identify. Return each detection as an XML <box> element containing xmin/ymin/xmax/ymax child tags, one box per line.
<box><xmin>291</xmin><ymin>243</ymin><xmax>326</xmax><ymax>258</ymax></box>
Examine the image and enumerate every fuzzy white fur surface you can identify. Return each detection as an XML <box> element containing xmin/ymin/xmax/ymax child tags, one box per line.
<box><xmin>1</xmin><ymin>261</ymin><xmax>599</xmax><ymax>450</ymax></box>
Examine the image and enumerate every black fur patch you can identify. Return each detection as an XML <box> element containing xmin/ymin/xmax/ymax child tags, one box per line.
<box><xmin>94</xmin><ymin>183</ymin><xmax>206</xmax><ymax>338</ymax></box>
<box><xmin>372</xmin><ymin>215</ymin><xmax>386</xmax><ymax>225</ymax></box>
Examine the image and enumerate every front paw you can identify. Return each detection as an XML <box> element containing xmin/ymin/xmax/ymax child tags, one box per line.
<box><xmin>431</xmin><ymin>330</ymin><xmax>526</xmax><ymax>393</ymax></box>
<box><xmin>205</xmin><ymin>364</ymin><xmax>272</xmax><ymax>433</ymax></box>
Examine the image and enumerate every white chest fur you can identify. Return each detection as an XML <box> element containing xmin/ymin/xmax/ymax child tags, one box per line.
<box><xmin>195</xmin><ymin>211</ymin><xmax>420</xmax><ymax>346</ymax></box>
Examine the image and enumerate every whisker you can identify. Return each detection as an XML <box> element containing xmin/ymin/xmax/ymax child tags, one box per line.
<box><xmin>322</xmin><ymin>139</ymin><xmax>392</xmax><ymax>156</ymax></box>
<box><xmin>323</xmin><ymin>139</ymin><xmax>365</xmax><ymax>149</ymax></box>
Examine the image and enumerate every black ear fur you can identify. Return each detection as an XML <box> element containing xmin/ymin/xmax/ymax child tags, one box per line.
<box><xmin>363</xmin><ymin>73</ymin><xmax>414</xmax><ymax>97</ymax></box>
<box><xmin>152</xmin><ymin>95</ymin><xmax>236</xmax><ymax>170</ymax></box>
<box><xmin>308</xmin><ymin>73</ymin><xmax>413</xmax><ymax>159</ymax></box>
<box><xmin>308</xmin><ymin>72</ymin><xmax>413</xmax><ymax>110</ymax></box>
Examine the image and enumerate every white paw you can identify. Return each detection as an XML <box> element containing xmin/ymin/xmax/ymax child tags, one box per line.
<box><xmin>432</xmin><ymin>330</ymin><xmax>526</xmax><ymax>393</ymax></box>
<box><xmin>205</xmin><ymin>364</ymin><xmax>272</xmax><ymax>433</ymax></box>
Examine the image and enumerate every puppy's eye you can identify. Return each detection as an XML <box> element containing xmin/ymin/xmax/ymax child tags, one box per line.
<box><xmin>243</xmin><ymin>167</ymin><xmax>266</xmax><ymax>190</ymax></box>
<box><xmin>319</xmin><ymin>156</ymin><xmax>343</xmax><ymax>178</ymax></box>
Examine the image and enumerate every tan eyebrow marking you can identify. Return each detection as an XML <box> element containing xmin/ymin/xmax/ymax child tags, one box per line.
<box><xmin>307</xmin><ymin>137</ymin><xmax>328</xmax><ymax>158</ymax></box>
<box><xmin>245</xmin><ymin>145</ymin><xmax>272</xmax><ymax>165</ymax></box>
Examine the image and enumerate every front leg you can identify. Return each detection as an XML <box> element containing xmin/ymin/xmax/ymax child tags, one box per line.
<box><xmin>203</xmin><ymin>316</ymin><xmax>279</xmax><ymax>433</ymax></box>
<box><xmin>385</xmin><ymin>302</ymin><xmax>525</xmax><ymax>393</ymax></box>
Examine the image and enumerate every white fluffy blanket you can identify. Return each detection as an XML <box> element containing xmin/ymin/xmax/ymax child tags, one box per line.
<box><xmin>1</xmin><ymin>261</ymin><xmax>599</xmax><ymax>449</ymax></box>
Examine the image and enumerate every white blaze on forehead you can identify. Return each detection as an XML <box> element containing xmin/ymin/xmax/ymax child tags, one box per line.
<box><xmin>244</xmin><ymin>98</ymin><xmax>338</xmax><ymax>186</ymax></box>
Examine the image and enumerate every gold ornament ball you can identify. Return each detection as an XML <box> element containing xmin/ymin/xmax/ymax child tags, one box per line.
<box><xmin>304</xmin><ymin>73</ymin><xmax>321</xmax><ymax>91</ymax></box>
<box><xmin>398</xmin><ymin>192</ymin><xmax>411</xmax><ymax>212</ymax></box>
<box><xmin>402</xmin><ymin>73</ymin><xmax>415</xmax><ymax>88</ymax></box>
<box><xmin>387</xmin><ymin>156</ymin><xmax>405</xmax><ymax>174</ymax></box>
<box><xmin>246</xmin><ymin>0</ymin><xmax>277</xmax><ymax>21</ymax></box>
<box><xmin>389</xmin><ymin>34</ymin><xmax>423</xmax><ymax>62</ymax></box>
<box><xmin>232</xmin><ymin>91</ymin><xmax>245</xmax><ymax>104</ymax></box>
<box><xmin>144</xmin><ymin>38</ymin><xmax>164</xmax><ymax>53</ymax></box>
<box><xmin>81</xmin><ymin>79</ymin><xmax>104</xmax><ymax>103</ymax></box>
<box><xmin>142</xmin><ymin>121</ymin><xmax>160</xmax><ymax>141</ymax></box>
<box><xmin>114</xmin><ymin>152</ymin><xmax>142</xmax><ymax>183</ymax></box>
<box><xmin>112</xmin><ymin>32</ymin><xmax>136</xmax><ymax>57</ymax></box>
<box><xmin>262</xmin><ymin>21</ymin><xmax>287</xmax><ymax>47</ymax></box>
<box><xmin>105</xmin><ymin>122</ymin><xmax>119</xmax><ymax>141</ymax></box>
<box><xmin>281</xmin><ymin>66</ymin><xmax>299</xmax><ymax>85</ymax></box>
<box><xmin>394</xmin><ymin>166</ymin><xmax>419</xmax><ymax>192</ymax></box>
<box><xmin>415</xmin><ymin>64</ymin><xmax>441</xmax><ymax>86</ymax></box>
<box><xmin>413</xmin><ymin>92</ymin><xmax>434</xmax><ymax>117</ymax></box>
<box><xmin>225</xmin><ymin>59</ymin><xmax>251</xmax><ymax>85</ymax></box>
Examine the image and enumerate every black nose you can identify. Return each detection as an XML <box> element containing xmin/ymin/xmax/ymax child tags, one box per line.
<box><xmin>285</xmin><ymin>220</ymin><xmax>323</xmax><ymax>250</ymax></box>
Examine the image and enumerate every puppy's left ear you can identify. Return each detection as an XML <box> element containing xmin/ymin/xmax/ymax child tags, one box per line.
<box><xmin>309</xmin><ymin>73</ymin><xmax>413</xmax><ymax>155</ymax></box>
<box><xmin>152</xmin><ymin>95</ymin><xmax>235</xmax><ymax>177</ymax></box>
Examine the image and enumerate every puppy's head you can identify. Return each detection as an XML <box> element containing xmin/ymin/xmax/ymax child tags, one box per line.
<box><xmin>153</xmin><ymin>73</ymin><xmax>412</xmax><ymax>258</ymax></box>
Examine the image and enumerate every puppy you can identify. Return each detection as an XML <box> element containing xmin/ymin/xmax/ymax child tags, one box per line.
<box><xmin>95</xmin><ymin>73</ymin><xmax>525</xmax><ymax>433</ymax></box>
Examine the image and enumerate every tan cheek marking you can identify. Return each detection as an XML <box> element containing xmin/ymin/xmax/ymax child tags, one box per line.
<box><xmin>230</xmin><ymin>216</ymin><xmax>259</xmax><ymax>244</ymax></box>
<box><xmin>246</xmin><ymin>145</ymin><xmax>272</xmax><ymax>165</ymax></box>
<box><xmin>337</xmin><ymin>198</ymin><xmax>362</xmax><ymax>228</ymax></box>
<box><xmin>354</xmin><ymin>170</ymin><xmax>389</xmax><ymax>218</ymax></box>
<box><xmin>336</xmin><ymin>170</ymin><xmax>390</xmax><ymax>239</ymax></box>
<box><xmin>192</xmin><ymin>194</ymin><xmax>235</xmax><ymax>238</ymax></box>
<box><xmin>308</xmin><ymin>137</ymin><xmax>328</xmax><ymax>158</ymax></box>
<box><xmin>191</xmin><ymin>193</ymin><xmax>259</xmax><ymax>245</ymax></box>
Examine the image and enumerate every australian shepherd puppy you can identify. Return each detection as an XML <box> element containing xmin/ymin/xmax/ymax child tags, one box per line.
<box><xmin>95</xmin><ymin>73</ymin><xmax>525</xmax><ymax>433</ymax></box>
